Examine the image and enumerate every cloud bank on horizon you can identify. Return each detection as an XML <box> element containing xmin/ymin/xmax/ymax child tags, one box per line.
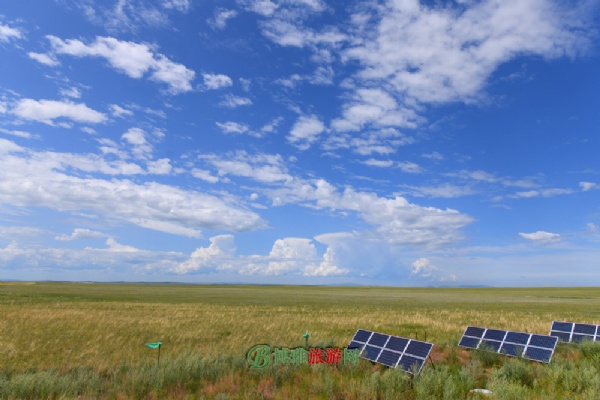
<box><xmin>0</xmin><ymin>0</ymin><xmax>599</xmax><ymax>286</ymax></box>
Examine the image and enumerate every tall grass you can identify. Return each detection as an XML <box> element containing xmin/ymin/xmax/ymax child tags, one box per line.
<box><xmin>1</xmin><ymin>282</ymin><xmax>600</xmax><ymax>398</ymax></box>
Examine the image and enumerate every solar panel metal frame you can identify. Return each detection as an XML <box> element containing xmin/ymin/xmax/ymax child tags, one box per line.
<box><xmin>458</xmin><ymin>326</ymin><xmax>558</xmax><ymax>363</ymax></box>
<box><xmin>348</xmin><ymin>329</ymin><xmax>434</xmax><ymax>374</ymax></box>
<box><xmin>550</xmin><ymin>320</ymin><xmax>600</xmax><ymax>343</ymax></box>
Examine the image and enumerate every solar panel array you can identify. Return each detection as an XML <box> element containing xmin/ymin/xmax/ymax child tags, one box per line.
<box><xmin>550</xmin><ymin>321</ymin><xmax>600</xmax><ymax>343</ymax></box>
<box><xmin>458</xmin><ymin>326</ymin><xmax>558</xmax><ymax>363</ymax></box>
<box><xmin>348</xmin><ymin>329</ymin><xmax>434</xmax><ymax>374</ymax></box>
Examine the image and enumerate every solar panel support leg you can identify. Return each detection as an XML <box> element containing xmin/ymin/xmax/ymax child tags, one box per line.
<box><xmin>428</xmin><ymin>354</ymin><xmax>436</xmax><ymax>370</ymax></box>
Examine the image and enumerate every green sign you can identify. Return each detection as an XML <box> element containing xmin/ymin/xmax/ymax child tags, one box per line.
<box><xmin>145</xmin><ymin>341</ymin><xmax>162</xmax><ymax>349</ymax></box>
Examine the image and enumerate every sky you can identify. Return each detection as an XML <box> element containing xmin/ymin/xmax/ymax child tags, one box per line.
<box><xmin>0</xmin><ymin>0</ymin><xmax>599</xmax><ymax>286</ymax></box>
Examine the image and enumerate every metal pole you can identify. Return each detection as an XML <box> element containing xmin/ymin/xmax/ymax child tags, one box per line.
<box><xmin>158</xmin><ymin>344</ymin><xmax>161</xmax><ymax>366</ymax></box>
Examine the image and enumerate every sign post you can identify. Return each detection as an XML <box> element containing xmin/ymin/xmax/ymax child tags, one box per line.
<box><xmin>145</xmin><ymin>342</ymin><xmax>163</xmax><ymax>365</ymax></box>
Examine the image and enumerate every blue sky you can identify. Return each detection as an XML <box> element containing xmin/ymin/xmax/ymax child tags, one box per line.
<box><xmin>0</xmin><ymin>0</ymin><xmax>599</xmax><ymax>286</ymax></box>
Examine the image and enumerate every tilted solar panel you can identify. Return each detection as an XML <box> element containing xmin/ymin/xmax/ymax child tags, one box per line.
<box><xmin>550</xmin><ymin>320</ymin><xmax>600</xmax><ymax>343</ymax></box>
<box><xmin>348</xmin><ymin>329</ymin><xmax>434</xmax><ymax>374</ymax></box>
<box><xmin>458</xmin><ymin>326</ymin><xmax>558</xmax><ymax>363</ymax></box>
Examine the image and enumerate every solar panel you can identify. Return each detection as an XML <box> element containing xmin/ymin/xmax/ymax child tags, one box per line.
<box><xmin>458</xmin><ymin>326</ymin><xmax>558</xmax><ymax>363</ymax></box>
<box><xmin>348</xmin><ymin>329</ymin><xmax>434</xmax><ymax>374</ymax></box>
<box><xmin>550</xmin><ymin>320</ymin><xmax>600</xmax><ymax>343</ymax></box>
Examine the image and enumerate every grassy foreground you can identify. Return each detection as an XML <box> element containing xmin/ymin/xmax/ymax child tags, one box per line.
<box><xmin>1</xmin><ymin>282</ymin><xmax>600</xmax><ymax>399</ymax></box>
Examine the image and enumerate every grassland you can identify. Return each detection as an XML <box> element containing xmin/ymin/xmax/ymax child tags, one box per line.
<box><xmin>1</xmin><ymin>282</ymin><xmax>600</xmax><ymax>399</ymax></box>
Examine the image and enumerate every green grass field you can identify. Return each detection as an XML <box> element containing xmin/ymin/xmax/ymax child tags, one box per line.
<box><xmin>1</xmin><ymin>282</ymin><xmax>600</xmax><ymax>399</ymax></box>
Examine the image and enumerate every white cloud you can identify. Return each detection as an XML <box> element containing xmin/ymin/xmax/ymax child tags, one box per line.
<box><xmin>519</xmin><ymin>231</ymin><xmax>561</xmax><ymax>245</ymax></box>
<box><xmin>215</xmin><ymin>121</ymin><xmax>250</xmax><ymax>135</ymax></box>
<box><xmin>0</xmin><ymin>128</ymin><xmax>40</xmax><ymax>140</ymax></box>
<box><xmin>219</xmin><ymin>94</ymin><xmax>253</xmax><ymax>108</ymax></box>
<box><xmin>397</xmin><ymin>161</ymin><xmax>422</xmax><ymax>174</ymax></box>
<box><xmin>363</xmin><ymin>158</ymin><xmax>394</xmax><ymax>168</ymax></box>
<box><xmin>579</xmin><ymin>181</ymin><xmax>598</xmax><ymax>191</ymax></box>
<box><xmin>191</xmin><ymin>168</ymin><xmax>219</xmax><ymax>183</ymax></box>
<box><xmin>147</xmin><ymin>158</ymin><xmax>172</xmax><ymax>175</ymax></box>
<box><xmin>121</xmin><ymin>127</ymin><xmax>153</xmax><ymax>159</ymax></box>
<box><xmin>11</xmin><ymin>98</ymin><xmax>107</xmax><ymax>125</ymax></box>
<box><xmin>422</xmin><ymin>152</ymin><xmax>444</xmax><ymax>160</ymax></box>
<box><xmin>172</xmin><ymin>235</ymin><xmax>346</xmax><ymax>276</ymax></box>
<box><xmin>509</xmin><ymin>188</ymin><xmax>573</xmax><ymax>198</ymax></box>
<box><xmin>28</xmin><ymin>52</ymin><xmax>60</xmax><ymax>67</ymax></box>
<box><xmin>404</xmin><ymin>183</ymin><xmax>476</xmax><ymax>198</ymax></box>
<box><xmin>331</xmin><ymin>88</ymin><xmax>419</xmax><ymax>132</ymax></box>
<box><xmin>0</xmin><ymin>23</ymin><xmax>22</xmax><ymax>42</ymax></box>
<box><xmin>265</xmin><ymin>178</ymin><xmax>473</xmax><ymax>248</ymax></box>
<box><xmin>411</xmin><ymin>257</ymin><xmax>457</xmax><ymax>282</ymax></box>
<box><xmin>324</xmin><ymin>127</ymin><xmax>414</xmax><ymax>155</ymax></box>
<box><xmin>106</xmin><ymin>237</ymin><xmax>140</xmax><ymax>252</ymax></box>
<box><xmin>0</xmin><ymin>139</ymin><xmax>265</xmax><ymax>237</ymax></box>
<box><xmin>173</xmin><ymin>234</ymin><xmax>236</xmax><ymax>273</ymax></box>
<box><xmin>210</xmin><ymin>8</ymin><xmax>238</xmax><ymax>29</ymax></box>
<box><xmin>77</xmin><ymin>0</ymin><xmax>191</xmax><ymax>33</ymax></box>
<box><xmin>47</xmin><ymin>36</ymin><xmax>195</xmax><ymax>94</ymax></box>
<box><xmin>201</xmin><ymin>73</ymin><xmax>233</xmax><ymax>90</ymax></box>
<box><xmin>202</xmin><ymin>152</ymin><xmax>293</xmax><ymax>184</ymax></box>
<box><xmin>162</xmin><ymin>0</ymin><xmax>191</xmax><ymax>12</ymax></box>
<box><xmin>55</xmin><ymin>228</ymin><xmax>107</xmax><ymax>241</ymax></box>
<box><xmin>345</xmin><ymin>0</ymin><xmax>590</xmax><ymax>105</ymax></box>
<box><xmin>238</xmin><ymin>0</ymin><xmax>279</xmax><ymax>16</ymax></box>
<box><xmin>288</xmin><ymin>115</ymin><xmax>325</xmax><ymax>150</ymax></box>
<box><xmin>109</xmin><ymin>104</ymin><xmax>134</xmax><ymax>118</ymax></box>
<box><xmin>59</xmin><ymin>87</ymin><xmax>82</xmax><ymax>99</ymax></box>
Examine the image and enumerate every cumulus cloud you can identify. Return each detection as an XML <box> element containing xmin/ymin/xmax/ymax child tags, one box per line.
<box><xmin>288</xmin><ymin>115</ymin><xmax>325</xmax><ymax>150</ymax></box>
<box><xmin>411</xmin><ymin>257</ymin><xmax>456</xmax><ymax>282</ymax></box>
<box><xmin>110</xmin><ymin>104</ymin><xmax>134</xmax><ymax>118</ymax></box>
<box><xmin>47</xmin><ymin>35</ymin><xmax>195</xmax><ymax>94</ymax></box>
<box><xmin>215</xmin><ymin>121</ymin><xmax>250</xmax><ymax>135</ymax></box>
<box><xmin>202</xmin><ymin>151</ymin><xmax>293</xmax><ymax>184</ymax></box>
<box><xmin>210</xmin><ymin>8</ymin><xmax>238</xmax><ymax>29</ymax></box>
<box><xmin>0</xmin><ymin>22</ymin><xmax>22</xmax><ymax>42</ymax></box>
<box><xmin>201</xmin><ymin>73</ymin><xmax>233</xmax><ymax>90</ymax></box>
<box><xmin>173</xmin><ymin>234</ymin><xmax>237</xmax><ymax>273</ymax></box>
<box><xmin>172</xmin><ymin>235</ymin><xmax>346</xmax><ymax>276</ymax></box>
<box><xmin>55</xmin><ymin>228</ymin><xmax>107</xmax><ymax>241</ymax></box>
<box><xmin>580</xmin><ymin>182</ymin><xmax>598</xmax><ymax>191</ymax></box>
<box><xmin>219</xmin><ymin>94</ymin><xmax>253</xmax><ymax>108</ymax></box>
<box><xmin>121</xmin><ymin>127</ymin><xmax>153</xmax><ymax>159</ymax></box>
<box><xmin>519</xmin><ymin>231</ymin><xmax>561</xmax><ymax>245</ymax></box>
<box><xmin>11</xmin><ymin>98</ymin><xmax>107</xmax><ymax>125</ymax></box>
<box><xmin>28</xmin><ymin>52</ymin><xmax>60</xmax><ymax>67</ymax></box>
<box><xmin>0</xmin><ymin>139</ymin><xmax>265</xmax><ymax>237</ymax></box>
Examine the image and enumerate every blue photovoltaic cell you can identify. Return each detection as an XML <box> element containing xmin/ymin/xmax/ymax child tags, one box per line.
<box><xmin>529</xmin><ymin>335</ymin><xmax>557</xmax><ymax>349</ymax></box>
<box><xmin>458</xmin><ymin>336</ymin><xmax>480</xmax><ymax>349</ymax></box>
<box><xmin>459</xmin><ymin>326</ymin><xmax>558</xmax><ymax>363</ymax></box>
<box><xmin>484</xmin><ymin>329</ymin><xmax>507</xmax><ymax>341</ymax></box>
<box><xmin>362</xmin><ymin>345</ymin><xmax>382</xmax><ymax>361</ymax></box>
<box><xmin>406</xmin><ymin>341</ymin><xmax>433</xmax><ymax>358</ymax></box>
<box><xmin>348</xmin><ymin>341</ymin><xmax>364</xmax><ymax>350</ymax></box>
<box><xmin>378</xmin><ymin>350</ymin><xmax>401</xmax><ymax>367</ymax></box>
<box><xmin>481</xmin><ymin>340</ymin><xmax>502</xmax><ymax>352</ymax></box>
<box><xmin>387</xmin><ymin>336</ymin><xmax>409</xmax><ymax>352</ymax></box>
<box><xmin>549</xmin><ymin>321</ymin><xmax>600</xmax><ymax>343</ymax></box>
<box><xmin>574</xmin><ymin>324</ymin><xmax>596</xmax><ymax>335</ymax></box>
<box><xmin>353</xmin><ymin>330</ymin><xmax>372</xmax><ymax>343</ymax></box>
<box><xmin>505</xmin><ymin>331</ymin><xmax>529</xmax><ymax>345</ymax></box>
<box><xmin>465</xmin><ymin>326</ymin><xmax>485</xmax><ymax>338</ymax></box>
<box><xmin>572</xmin><ymin>334</ymin><xmax>594</xmax><ymax>343</ymax></box>
<box><xmin>397</xmin><ymin>354</ymin><xmax>423</xmax><ymax>372</ymax></box>
<box><xmin>524</xmin><ymin>347</ymin><xmax>553</xmax><ymax>363</ymax></box>
<box><xmin>369</xmin><ymin>333</ymin><xmax>389</xmax><ymax>347</ymax></box>
<box><xmin>348</xmin><ymin>329</ymin><xmax>434</xmax><ymax>374</ymax></box>
<box><xmin>551</xmin><ymin>321</ymin><xmax>573</xmax><ymax>332</ymax></box>
<box><xmin>550</xmin><ymin>331</ymin><xmax>571</xmax><ymax>342</ymax></box>
<box><xmin>500</xmin><ymin>343</ymin><xmax>524</xmax><ymax>357</ymax></box>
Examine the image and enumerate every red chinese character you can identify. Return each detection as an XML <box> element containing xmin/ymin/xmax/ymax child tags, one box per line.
<box><xmin>308</xmin><ymin>347</ymin><xmax>324</xmax><ymax>364</ymax></box>
<box><xmin>325</xmin><ymin>347</ymin><xmax>342</xmax><ymax>365</ymax></box>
